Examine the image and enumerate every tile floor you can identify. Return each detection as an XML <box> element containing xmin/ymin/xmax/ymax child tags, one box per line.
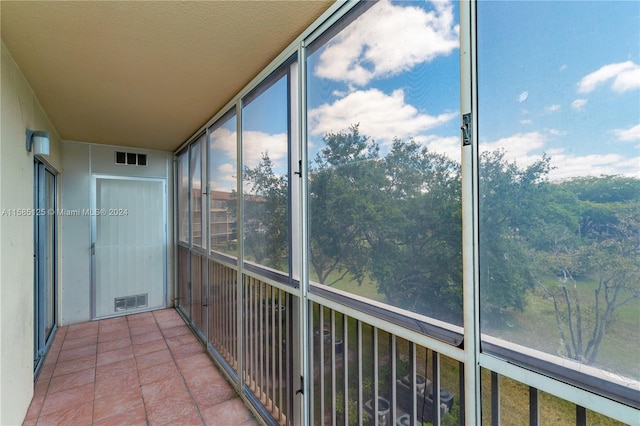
<box><xmin>22</xmin><ymin>309</ymin><xmax>259</xmax><ymax>426</ymax></box>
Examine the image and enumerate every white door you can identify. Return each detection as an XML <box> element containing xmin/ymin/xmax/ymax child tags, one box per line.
<box><xmin>92</xmin><ymin>176</ymin><xmax>166</xmax><ymax>318</ymax></box>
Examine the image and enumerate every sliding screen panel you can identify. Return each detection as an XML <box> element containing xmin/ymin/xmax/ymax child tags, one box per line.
<box><xmin>242</xmin><ymin>63</ymin><xmax>293</xmax><ymax>277</ymax></box>
<box><xmin>209</xmin><ymin>109</ymin><xmax>238</xmax><ymax>258</ymax></box>
<box><xmin>190</xmin><ymin>135</ymin><xmax>206</xmax><ymax>250</ymax></box>
<box><xmin>306</xmin><ymin>0</ymin><xmax>463</xmax><ymax>326</ymax></box>
<box><xmin>177</xmin><ymin>151</ymin><xmax>189</xmax><ymax>245</ymax></box>
<box><xmin>478</xmin><ymin>0</ymin><xmax>640</xmax><ymax>405</ymax></box>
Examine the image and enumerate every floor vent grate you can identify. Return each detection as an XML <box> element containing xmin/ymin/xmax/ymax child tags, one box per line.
<box><xmin>114</xmin><ymin>293</ymin><xmax>148</xmax><ymax>312</ymax></box>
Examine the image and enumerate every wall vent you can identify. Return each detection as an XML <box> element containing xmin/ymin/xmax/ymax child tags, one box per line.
<box><xmin>115</xmin><ymin>151</ymin><xmax>147</xmax><ymax>166</ymax></box>
<box><xmin>114</xmin><ymin>293</ymin><xmax>148</xmax><ymax>312</ymax></box>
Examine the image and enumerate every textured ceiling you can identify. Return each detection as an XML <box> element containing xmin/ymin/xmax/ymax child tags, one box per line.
<box><xmin>1</xmin><ymin>0</ymin><xmax>334</xmax><ymax>151</ymax></box>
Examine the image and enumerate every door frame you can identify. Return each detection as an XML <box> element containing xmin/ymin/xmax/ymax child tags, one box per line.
<box><xmin>33</xmin><ymin>160</ymin><xmax>58</xmax><ymax>375</ymax></box>
<box><xmin>90</xmin><ymin>174</ymin><xmax>168</xmax><ymax>319</ymax></box>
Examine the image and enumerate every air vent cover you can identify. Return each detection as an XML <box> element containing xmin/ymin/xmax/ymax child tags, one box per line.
<box><xmin>115</xmin><ymin>151</ymin><xmax>147</xmax><ymax>166</ymax></box>
<box><xmin>114</xmin><ymin>293</ymin><xmax>148</xmax><ymax>312</ymax></box>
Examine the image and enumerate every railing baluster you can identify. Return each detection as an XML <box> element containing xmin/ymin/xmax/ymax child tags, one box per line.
<box><xmin>390</xmin><ymin>334</ymin><xmax>396</xmax><ymax>426</ymax></box>
<box><xmin>229</xmin><ymin>271</ymin><xmax>231</xmax><ymax>363</ymax></box>
<box><xmin>228</xmin><ymin>268</ymin><xmax>232</xmax><ymax>366</ymax></box>
<box><xmin>227</xmin><ymin>267</ymin><xmax>231</xmax><ymax>362</ymax></box>
<box><xmin>459</xmin><ymin>362</ymin><xmax>465</xmax><ymax>426</ymax></box>
<box><xmin>373</xmin><ymin>326</ymin><xmax>379</xmax><ymax>426</ymax></box>
<box><xmin>252</xmin><ymin>279</ymin><xmax>257</xmax><ymax>391</ymax></box>
<box><xmin>432</xmin><ymin>350</ymin><xmax>440</xmax><ymax>426</ymax></box>
<box><xmin>491</xmin><ymin>371</ymin><xmax>500</xmax><ymax>426</ymax></box>
<box><xmin>215</xmin><ymin>263</ymin><xmax>220</xmax><ymax>349</ymax></box>
<box><xmin>309</xmin><ymin>302</ymin><xmax>316</xmax><ymax>425</ymax></box>
<box><xmin>247</xmin><ymin>278</ymin><xmax>252</xmax><ymax>388</ymax></box>
<box><xmin>278</xmin><ymin>290</ymin><xmax>283</xmax><ymax>423</ymax></box>
<box><xmin>357</xmin><ymin>320</ymin><xmax>363</xmax><ymax>426</ymax></box>
<box><xmin>411</xmin><ymin>342</ymin><xmax>417</xmax><ymax>426</ymax></box>
<box><xmin>259</xmin><ymin>282</ymin><xmax>264</xmax><ymax>397</ymax></box>
<box><xmin>320</xmin><ymin>306</ymin><xmax>325</xmax><ymax>425</ymax></box>
<box><xmin>576</xmin><ymin>406</ymin><xmax>586</xmax><ymax>426</ymax></box>
<box><xmin>343</xmin><ymin>313</ymin><xmax>349</xmax><ymax>426</ymax></box>
<box><xmin>212</xmin><ymin>262</ymin><xmax>217</xmax><ymax>347</ymax></box>
<box><xmin>331</xmin><ymin>310</ymin><xmax>336</xmax><ymax>426</ymax></box>
<box><xmin>246</xmin><ymin>278</ymin><xmax>251</xmax><ymax>387</ymax></box>
<box><xmin>232</xmin><ymin>269</ymin><xmax>237</xmax><ymax>367</ymax></box>
<box><xmin>225</xmin><ymin>266</ymin><xmax>229</xmax><ymax>360</ymax></box>
<box><xmin>286</xmin><ymin>293</ymin><xmax>292</xmax><ymax>424</ymax></box>
<box><xmin>529</xmin><ymin>386</ymin><xmax>539</xmax><ymax>426</ymax></box>
<box><xmin>270</xmin><ymin>288</ymin><xmax>276</xmax><ymax>413</ymax></box>
<box><xmin>222</xmin><ymin>265</ymin><xmax>226</xmax><ymax>357</ymax></box>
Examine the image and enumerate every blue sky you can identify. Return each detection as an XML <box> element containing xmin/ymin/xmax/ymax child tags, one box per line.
<box><xmin>307</xmin><ymin>0</ymin><xmax>461</xmax><ymax>163</ymax></box>
<box><xmin>477</xmin><ymin>0</ymin><xmax>639</xmax><ymax>180</ymax></box>
<box><xmin>209</xmin><ymin>112</ymin><xmax>237</xmax><ymax>193</ymax></box>
<box><xmin>208</xmin><ymin>0</ymin><xmax>638</xmax><ymax>189</ymax></box>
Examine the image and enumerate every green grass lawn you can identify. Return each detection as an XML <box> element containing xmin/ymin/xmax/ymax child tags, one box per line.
<box><xmin>488</xmin><ymin>277</ymin><xmax>640</xmax><ymax>381</ymax></box>
<box><xmin>310</xmin><ymin>267</ymin><xmax>386</xmax><ymax>303</ymax></box>
<box><xmin>322</xmin><ymin>267</ymin><xmax>639</xmax><ymax>381</ymax></box>
<box><xmin>480</xmin><ymin>369</ymin><xmax>625</xmax><ymax>426</ymax></box>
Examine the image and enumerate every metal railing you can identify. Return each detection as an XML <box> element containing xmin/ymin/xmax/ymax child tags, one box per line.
<box><xmin>176</xmin><ymin>250</ymin><xmax>632</xmax><ymax>425</ymax></box>
<box><xmin>310</xmin><ymin>302</ymin><xmax>463</xmax><ymax>426</ymax></box>
<box><xmin>244</xmin><ymin>276</ymin><xmax>294</xmax><ymax>425</ymax></box>
<box><xmin>208</xmin><ymin>259</ymin><xmax>238</xmax><ymax>371</ymax></box>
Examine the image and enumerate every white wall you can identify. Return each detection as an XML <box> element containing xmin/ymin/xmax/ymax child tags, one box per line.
<box><xmin>60</xmin><ymin>142</ymin><xmax>91</xmax><ymax>323</ymax></box>
<box><xmin>61</xmin><ymin>142</ymin><xmax>174</xmax><ymax>324</ymax></box>
<box><xmin>0</xmin><ymin>42</ymin><xmax>63</xmax><ymax>426</ymax></box>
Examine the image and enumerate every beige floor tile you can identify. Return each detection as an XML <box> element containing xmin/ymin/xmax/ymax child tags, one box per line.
<box><xmin>24</xmin><ymin>309</ymin><xmax>257</xmax><ymax>426</ymax></box>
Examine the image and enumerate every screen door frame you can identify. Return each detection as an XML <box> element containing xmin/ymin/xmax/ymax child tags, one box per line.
<box><xmin>90</xmin><ymin>174</ymin><xmax>168</xmax><ymax>319</ymax></box>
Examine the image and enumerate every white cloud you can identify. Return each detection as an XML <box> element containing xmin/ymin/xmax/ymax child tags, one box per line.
<box><xmin>571</xmin><ymin>99</ymin><xmax>588</xmax><ymax>110</ymax></box>
<box><xmin>308</xmin><ymin>88</ymin><xmax>457</xmax><ymax>145</ymax></box>
<box><xmin>210</xmin><ymin>127</ymin><xmax>237</xmax><ymax>159</ymax></box>
<box><xmin>612</xmin><ymin>124</ymin><xmax>640</xmax><ymax>142</ymax></box>
<box><xmin>210</xmin><ymin>164</ymin><xmax>237</xmax><ymax>192</ymax></box>
<box><xmin>481</xmin><ymin>132</ymin><xmax>547</xmax><ymax>168</ymax></box>
<box><xmin>314</xmin><ymin>0</ymin><xmax>458</xmax><ymax>86</ymax></box>
<box><xmin>548</xmin><ymin>152</ymin><xmax>640</xmax><ymax>180</ymax></box>
<box><xmin>520</xmin><ymin>119</ymin><xmax>533</xmax><ymax>125</ymax></box>
<box><xmin>559</xmin><ymin>65</ymin><xmax>568</xmax><ymax>72</ymax></box>
<box><xmin>517</xmin><ymin>91</ymin><xmax>529</xmax><ymax>103</ymax></box>
<box><xmin>611</xmin><ymin>66</ymin><xmax>640</xmax><ymax>93</ymax></box>
<box><xmin>219</xmin><ymin>163</ymin><xmax>235</xmax><ymax>175</ymax></box>
<box><xmin>577</xmin><ymin>61</ymin><xmax>640</xmax><ymax>94</ymax></box>
<box><xmin>210</xmin><ymin>126</ymin><xmax>288</xmax><ymax>171</ymax></box>
<box><xmin>208</xmin><ymin>128</ymin><xmax>238</xmax><ymax>192</ymax></box>
<box><xmin>481</xmin><ymin>131</ymin><xmax>640</xmax><ymax>180</ymax></box>
<box><xmin>242</xmin><ymin>131</ymin><xmax>288</xmax><ymax>169</ymax></box>
<box><xmin>545</xmin><ymin>128</ymin><xmax>568</xmax><ymax>137</ymax></box>
<box><xmin>545</xmin><ymin>104</ymin><xmax>561</xmax><ymax>113</ymax></box>
<box><xmin>239</xmin><ymin>131</ymin><xmax>289</xmax><ymax>194</ymax></box>
<box><xmin>218</xmin><ymin>163</ymin><xmax>236</xmax><ymax>182</ymax></box>
<box><xmin>420</xmin><ymin>135</ymin><xmax>460</xmax><ymax>162</ymax></box>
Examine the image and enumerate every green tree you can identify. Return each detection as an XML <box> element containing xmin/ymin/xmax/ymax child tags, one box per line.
<box><xmin>308</xmin><ymin>125</ymin><xmax>382</xmax><ymax>285</ymax></box>
<box><xmin>310</xmin><ymin>127</ymin><xmax>464</xmax><ymax>322</ymax></box>
<box><xmin>369</xmin><ymin>139</ymin><xmax>462</xmax><ymax>322</ymax></box>
<box><xmin>243</xmin><ymin>152</ymin><xmax>288</xmax><ymax>270</ymax></box>
<box><xmin>479</xmin><ymin>150</ymin><xmax>551</xmax><ymax>320</ymax></box>
<box><xmin>538</xmin><ymin>194</ymin><xmax>640</xmax><ymax>365</ymax></box>
<box><xmin>562</xmin><ymin>175</ymin><xmax>640</xmax><ymax>204</ymax></box>
<box><xmin>563</xmin><ymin>175</ymin><xmax>639</xmax><ymax>240</ymax></box>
